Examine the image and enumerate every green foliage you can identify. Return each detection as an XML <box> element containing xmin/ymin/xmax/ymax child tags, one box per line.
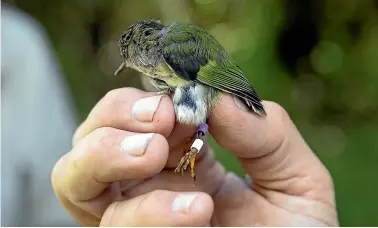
<box><xmin>5</xmin><ymin>0</ymin><xmax>378</xmax><ymax>225</ymax></box>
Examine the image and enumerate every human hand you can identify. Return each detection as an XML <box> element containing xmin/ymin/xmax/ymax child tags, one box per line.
<box><xmin>51</xmin><ymin>87</ymin><xmax>338</xmax><ymax>226</ymax></box>
<box><xmin>51</xmin><ymin>88</ymin><xmax>224</xmax><ymax>226</ymax></box>
<box><xmin>208</xmin><ymin>95</ymin><xmax>339</xmax><ymax>226</ymax></box>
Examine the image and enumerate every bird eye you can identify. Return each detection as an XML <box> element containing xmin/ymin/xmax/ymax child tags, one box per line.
<box><xmin>122</xmin><ymin>32</ymin><xmax>132</xmax><ymax>41</ymax></box>
<box><xmin>144</xmin><ymin>30</ymin><xmax>152</xmax><ymax>36</ymax></box>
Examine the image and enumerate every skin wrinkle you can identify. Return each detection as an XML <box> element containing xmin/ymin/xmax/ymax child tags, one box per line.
<box><xmin>249</xmin><ymin>158</ymin><xmax>334</xmax><ymax>203</ymax></box>
<box><xmin>58</xmin><ymin>191</ymin><xmax>100</xmax><ymax>226</ymax></box>
<box><xmin>250</xmin><ymin>156</ymin><xmax>335</xmax><ymax>210</ymax></box>
<box><xmin>237</xmin><ymin>132</ymin><xmax>294</xmax><ymax>193</ymax></box>
<box><xmin>243</xmin><ymin>187</ymin><xmax>316</xmax><ymax>226</ymax></box>
<box><xmin>121</xmin><ymin>179</ymin><xmax>148</xmax><ymax>199</ymax></box>
<box><xmin>76</xmin><ymin>168</ymin><xmax>108</xmax><ymax>203</ymax></box>
<box><xmin>105</xmin><ymin>201</ymin><xmax>122</xmax><ymax>227</ymax></box>
<box><xmin>89</xmin><ymin>127</ymin><xmax>118</xmax><ymax>153</ymax></box>
<box><xmin>80</xmin><ymin>181</ymin><xmax>124</xmax><ymax>218</ymax></box>
<box><xmin>133</xmin><ymin>191</ymin><xmax>153</xmax><ymax>226</ymax></box>
<box><xmin>69</xmin><ymin>154</ymin><xmax>108</xmax><ymax>202</ymax></box>
<box><xmin>301</xmin><ymin>182</ymin><xmax>336</xmax><ymax>209</ymax></box>
<box><xmin>252</xmin><ymin>183</ymin><xmax>335</xmax><ymax>226</ymax></box>
<box><xmin>119</xmin><ymin>179</ymin><xmax>145</xmax><ymax>192</ymax></box>
<box><xmin>253</xmin><ymin>175</ymin><xmax>312</xmax><ymax>196</ymax></box>
<box><xmin>238</xmin><ymin>136</ymin><xmax>288</xmax><ymax>181</ymax></box>
<box><xmin>52</xmin><ymin>159</ymin><xmax>101</xmax><ymax>226</ymax></box>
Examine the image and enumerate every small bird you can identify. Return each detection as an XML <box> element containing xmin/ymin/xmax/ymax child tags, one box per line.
<box><xmin>115</xmin><ymin>19</ymin><xmax>266</xmax><ymax>183</ymax></box>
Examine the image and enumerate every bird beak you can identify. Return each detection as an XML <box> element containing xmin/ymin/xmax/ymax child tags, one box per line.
<box><xmin>114</xmin><ymin>62</ymin><xmax>125</xmax><ymax>76</ymax></box>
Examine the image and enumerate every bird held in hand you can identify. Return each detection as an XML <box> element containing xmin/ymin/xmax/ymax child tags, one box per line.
<box><xmin>115</xmin><ymin>19</ymin><xmax>266</xmax><ymax>184</ymax></box>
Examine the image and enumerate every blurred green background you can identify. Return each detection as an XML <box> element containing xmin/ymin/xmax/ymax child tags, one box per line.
<box><xmin>3</xmin><ymin>0</ymin><xmax>378</xmax><ymax>226</ymax></box>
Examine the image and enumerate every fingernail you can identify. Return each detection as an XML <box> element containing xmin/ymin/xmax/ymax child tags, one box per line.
<box><xmin>172</xmin><ymin>193</ymin><xmax>198</xmax><ymax>213</ymax></box>
<box><xmin>233</xmin><ymin>96</ymin><xmax>249</xmax><ymax>112</ymax></box>
<box><xmin>120</xmin><ymin>133</ymin><xmax>154</xmax><ymax>156</ymax></box>
<box><xmin>132</xmin><ymin>95</ymin><xmax>163</xmax><ymax>122</ymax></box>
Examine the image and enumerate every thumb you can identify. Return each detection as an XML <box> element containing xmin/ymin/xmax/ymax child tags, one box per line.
<box><xmin>209</xmin><ymin>94</ymin><xmax>286</xmax><ymax>159</ymax></box>
<box><xmin>100</xmin><ymin>190</ymin><xmax>213</xmax><ymax>226</ymax></box>
<box><xmin>208</xmin><ymin>94</ymin><xmax>332</xmax><ymax>195</ymax></box>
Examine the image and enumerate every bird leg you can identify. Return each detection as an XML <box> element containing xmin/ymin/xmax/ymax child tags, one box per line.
<box><xmin>174</xmin><ymin>123</ymin><xmax>208</xmax><ymax>185</ymax></box>
<box><xmin>149</xmin><ymin>78</ymin><xmax>173</xmax><ymax>95</ymax></box>
<box><xmin>114</xmin><ymin>62</ymin><xmax>125</xmax><ymax>75</ymax></box>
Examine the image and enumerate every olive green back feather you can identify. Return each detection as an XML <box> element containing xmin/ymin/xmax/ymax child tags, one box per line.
<box><xmin>161</xmin><ymin>22</ymin><xmax>266</xmax><ymax>115</ymax></box>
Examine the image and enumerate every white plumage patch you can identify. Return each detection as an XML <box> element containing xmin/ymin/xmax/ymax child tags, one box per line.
<box><xmin>173</xmin><ymin>84</ymin><xmax>209</xmax><ymax>125</ymax></box>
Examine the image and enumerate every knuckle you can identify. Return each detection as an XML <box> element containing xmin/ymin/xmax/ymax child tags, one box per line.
<box><xmin>103</xmin><ymin>87</ymin><xmax>140</xmax><ymax>104</ymax></box>
<box><xmin>135</xmin><ymin>190</ymin><xmax>167</xmax><ymax>216</ymax></box>
<box><xmin>85</xmin><ymin>127</ymin><xmax>116</xmax><ymax>153</ymax></box>
<box><xmin>96</xmin><ymin>89</ymin><xmax>124</xmax><ymax>118</ymax></box>
<box><xmin>51</xmin><ymin>154</ymin><xmax>70</xmax><ymax>196</ymax></box>
<box><xmin>103</xmin><ymin>88</ymin><xmax>124</xmax><ymax>101</ymax></box>
<box><xmin>91</xmin><ymin>126</ymin><xmax>116</xmax><ymax>139</ymax></box>
<box><xmin>96</xmin><ymin>87</ymin><xmax>140</xmax><ymax>122</ymax></box>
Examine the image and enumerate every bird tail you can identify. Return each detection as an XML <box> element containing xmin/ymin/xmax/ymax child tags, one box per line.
<box><xmin>244</xmin><ymin>98</ymin><xmax>266</xmax><ymax>116</ymax></box>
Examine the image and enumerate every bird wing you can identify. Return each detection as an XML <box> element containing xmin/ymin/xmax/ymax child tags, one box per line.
<box><xmin>161</xmin><ymin>23</ymin><xmax>266</xmax><ymax>115</ymax></box>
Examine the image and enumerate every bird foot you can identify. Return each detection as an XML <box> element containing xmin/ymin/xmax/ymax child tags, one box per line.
<box><xmin>174</xmin><ymin>147</ymin><xmax>197</xmax><ymax>179</ymax></box>
<box><xmin>174</xmin><ymin>123</ymin><xmax>208</xmax><ymax>186</ymax></box>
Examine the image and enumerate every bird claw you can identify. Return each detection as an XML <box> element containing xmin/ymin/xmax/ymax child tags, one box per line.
<box><xmin>174</xmin><ymin>123</ymin><xmax>208</xmax><ymax>185</ymax></box>
<box><xmin>174</xmin><ymin>149</ymin><xmax>197</xmax><ymax>174</ymax></box>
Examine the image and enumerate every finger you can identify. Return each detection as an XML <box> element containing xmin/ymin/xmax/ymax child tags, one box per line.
<box><xmin>71</xmin><ymin>87</ymin><xmax>200</xmax><ymax>169</ymax></box>
<box><xmin>72</xmin><ymin>88</ymin><xmax>175</xmax><ymax>145</ymax></box>
<box><xmin>209</xmin><ymin>94</ymin><xmax>334</xmax><ymax>196</ymax></box>
<box><xmin>100</xmin><ymin>190</ymin><xmax>213</xmax><ymax>227</ymax></box>
<box><xmin>52</xmin><ymin>127</ymin><xmax>169</xmax><ymax>218</ymax></box>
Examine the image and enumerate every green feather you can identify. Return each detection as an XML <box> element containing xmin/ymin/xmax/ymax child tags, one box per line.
<box><xmin>161</xmin><ymin>22</ymin><xmax>266</xmax><ymax>115</ymax></box>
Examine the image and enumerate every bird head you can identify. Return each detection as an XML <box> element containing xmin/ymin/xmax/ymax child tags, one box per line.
<box><xmin>118</xmin><ymin>19</ymin><xmax>164</xmax><ymax>60</ymax></box>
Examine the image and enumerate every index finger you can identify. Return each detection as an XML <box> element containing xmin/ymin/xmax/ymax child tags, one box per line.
<box><xmin>72</xmin><ymin>87</ymin><xmax>175</xmax><ymax>146</ymax></box>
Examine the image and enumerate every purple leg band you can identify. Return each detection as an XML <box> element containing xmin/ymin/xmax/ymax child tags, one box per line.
<box><xmin>198</xmin><ymin>123</ymin><xmax>209</xmax><ymax>134</ymax></box>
